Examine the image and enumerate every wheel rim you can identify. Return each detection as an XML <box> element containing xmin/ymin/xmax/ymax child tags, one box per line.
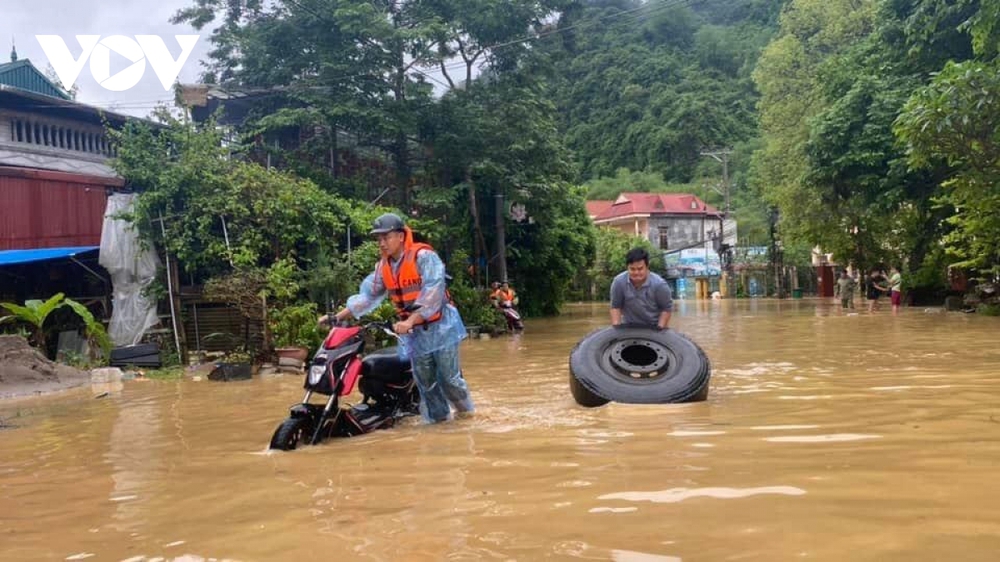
<box><xmin>603</xmin><ymin>338</ymin><xmax>675</xmax><ymax>381</ymax></box>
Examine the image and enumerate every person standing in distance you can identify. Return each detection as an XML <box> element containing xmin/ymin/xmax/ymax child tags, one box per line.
<box><xmin>330</xmin><ymin>213</ymin><xmax>474</xmax><ymax>423</ymax></box>
<box><xmin>610</xmin><ymin>247</ymin><xmax>673</xmax><ymax>329</ymax></box>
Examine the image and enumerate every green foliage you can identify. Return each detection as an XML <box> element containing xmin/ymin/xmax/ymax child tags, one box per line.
<box><xmin>449</xmin><ymin>280</ymin><xmax>506</xmax><ymax>334</ymax></box>
<box><xmin>269</xmin><ymin>302</ymin><xmax>324</xmax><ymax>349</ymax></box>
<box><xmin>203</xmin><ymin>268</ymin><xmax>268</xmax><ymax>321</ymax></box>
<box><xmin>584</xmin><ymin>169</ymin><xmax>671</xmax><ymax>200</ymax></box>
<box><xmin>583</xmin><ymin>227</ymin><xmax>664</xmax><ymax>299</ymax></box>
<box><xmin>0</xmin><ymin>293</ymin><xmax>68</xmax><ymax>348</ymax></box>
<box><xmin>978</xmin><ymin>303</ymin><xmax>1000</xmax><ymax>316</ymax></box>
<box><xmin>141</xmin><ymin>367</ymin><xmax>187</xmax><ymax>380</ymax></box>
<box><xmin>546</xmin><ymin>0</ymin><xmax>780</xmax><ymax>182</ymax></box>
<box><xmin>62</xmin><ymin>299</ymin><xmax>112</xmax><ymax>361</ymax></box>
<box><xmin>445</xmin><ymin>249</ymin><xmax>506</xmax><ymax>333</ymax></box>
<box><xmin>109</xmin><ymin>112</ymin><xmax>354</xmax><ymax>279</ymax></box>
<box><xmin>421</xmin><ymin>77</ymin><xmax>595</xmax><ymax>315</ymax></box>
<box><xmin>1</xmin><ymin>293</ymin><xmax>111</xmax><ymax>361</ymax></box>
<box><xmin>172</xmin><ymin>0</ymin><xmax>567</xmax><ymax>207</ymax></box>
<box><xmin>895</xmin><ymin>59</ymin><xmax>1000</xmax><ymax>278</ymax></box>
<box><xmin>964</xmin><ymin>0</ymin><xmax>1000</xmax><ymax>60</ymax></box>
<box><xmin>750</xmin><ymin>0</ymin><xmax>998</xmax><ymax>286</ymax></box>
<box><xmin>751</xmin><ymin>0</ymin><xmax>879</xmax><ymax>249</ymax></box>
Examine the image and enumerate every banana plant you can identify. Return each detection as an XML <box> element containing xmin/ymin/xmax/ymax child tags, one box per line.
<box><xmin>0</xmin><ymin>293</ymin><xmax>68</xmax><ymax>348</ymax></box>
<box><xmin>1</xmin><ymin>293</ymin><xmax>111</xmax><ymax>360</ymax></box>
<box><xmin>62</xmin><ymin>299</ymin><xmax>113</xmax><ymax>360</ymax></box>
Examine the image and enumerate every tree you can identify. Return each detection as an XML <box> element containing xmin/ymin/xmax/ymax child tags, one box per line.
<box><xmin>584</xmin><ymin>227</ymin><xmax>664</xmax><ymax>299</ymax></box>
<box><xmin>421</xmin><ymin>77</ymin><xmax>595</xmax><ymax>314</ymax></box>
<box><xmin>546</xmin><ymin>0</ymin><xmax>781</xmax><ymax>182</ymax></box>
<box><xmin>895</xmin><ymin>60</ymin><xmax>1000</xmax><ymax>278</ymax></box>
<box><xmin>107</xmin><ymin>111</ymin><xmax>361</xmax><ymax>286</ymax></box>
<box><xmin>751</xmin><ymin>0</ymin><xmax>878</xmax><ymax>251</ymax></box>
<box><xmin>173</xmin><ymin>0</ymin><xmax>566</xmax><ymax>209</ymax></box>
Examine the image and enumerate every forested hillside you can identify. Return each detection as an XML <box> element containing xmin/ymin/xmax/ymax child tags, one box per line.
<box><xmin>547</xmin><ymin>0</ymin><xmax>784</xmax><ymax>183</ymax></box>
<box><xmin>538</xmin><ymin>0</ymin><xmax>786</xmax><ymax>248</ymax></box>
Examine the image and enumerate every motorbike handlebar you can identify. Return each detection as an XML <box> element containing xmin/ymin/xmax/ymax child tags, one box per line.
<box><xmin>322</xmin><ymin>304</ymin><xmax>420</xmax><ymax>339</ymax></box>
<box><xmin>364</xmin><ymin>321</ymin><xmax>401</xmax><ymax>340</ymax></box>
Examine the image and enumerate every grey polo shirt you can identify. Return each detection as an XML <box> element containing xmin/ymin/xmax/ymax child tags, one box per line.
<box><xmin>610</xmin><ymin>271</ymin><xmax>673</xmax><ymax>327</ymax></box>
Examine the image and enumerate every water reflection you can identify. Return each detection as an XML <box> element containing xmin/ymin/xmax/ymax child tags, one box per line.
<box><xmin>599</xmin><ymin>486</ymin><xmax>807</xmax><ymax>504</ymax></box>
<box><xmin>2</xmin><ymin>300</ymin><xmax>1000</xmax><ymax>561</ymax></box>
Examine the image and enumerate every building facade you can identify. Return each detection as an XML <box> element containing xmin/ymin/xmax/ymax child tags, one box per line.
<box><xmin>586</xmin><ymin>192</ymin><xmax>738</xmax><ymax>299</ymax></box>
<box><xmin>0</xmin><ymin>49</ymin><xmax>134</xmax><ymax>310</ymax></box>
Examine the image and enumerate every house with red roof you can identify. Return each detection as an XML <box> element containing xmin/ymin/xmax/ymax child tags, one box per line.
<box><xmin>587</xmin><ymin>192</ymin><xmax>739</xmax><ymax>298</ymax></box>
<box><xmin>587</xmin><ymin>192</ymin><xmax>731</xmax><ymax>254</ymax></box>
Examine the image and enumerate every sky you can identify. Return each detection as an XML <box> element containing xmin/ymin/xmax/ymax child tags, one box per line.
<box><xmin>3</xmin><ymin>0</ymin><xmax>215</xmax><ymax>117</ymax></box>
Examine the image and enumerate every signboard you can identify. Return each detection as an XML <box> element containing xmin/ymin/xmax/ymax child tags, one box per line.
<box><xmin>664</xmin><ymin>248</ymin><xmax>722</xmax><ymax>276</ymax></box>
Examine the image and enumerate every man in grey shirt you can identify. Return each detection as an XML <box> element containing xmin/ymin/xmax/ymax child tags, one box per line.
<box><xmin>610</xmin><ymin>247</ymin><xmax>673</xmax><ymax>329</ymax></box>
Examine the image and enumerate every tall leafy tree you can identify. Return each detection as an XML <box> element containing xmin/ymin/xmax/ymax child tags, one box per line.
<box><xmin>421</xmin><ymin>77</ymin><xmax>595</xmax><ymax>314</ymax></box>
<box><xmin>751</xmin><ymin>0</ymin><xmax>878</xmax><ymax>251</ymax></box>
<box><xmin>895</xmin><ymin>0</ymin><xmax>1000</xmax><ymax>278</ymax></box>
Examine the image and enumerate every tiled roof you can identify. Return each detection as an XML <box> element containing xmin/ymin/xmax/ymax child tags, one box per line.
<box><xmin>589</xmin><ymin>192</ymin><xmax>721</xmax><ymax>222</ymax></box>
<box><xmin>585</xmin><ymin>200</ymin><xmax>614</xmax><ymax>219</ymax></box>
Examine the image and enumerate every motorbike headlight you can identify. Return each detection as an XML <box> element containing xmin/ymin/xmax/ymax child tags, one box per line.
<box><xmin>308</xmin><ymin>364</ymin><xmax>326</xmax><ymax>385</ymax></box>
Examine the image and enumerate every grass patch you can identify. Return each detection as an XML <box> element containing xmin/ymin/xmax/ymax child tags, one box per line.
<box><xmin>977</xmin><ymin>303</ymin><xmax>1000</xmax><ymax>316</ymax></box>
<box><xmin>138</xmin><ymin>366</ymin><xmax>186</xmax><ymax>380</ymax></box>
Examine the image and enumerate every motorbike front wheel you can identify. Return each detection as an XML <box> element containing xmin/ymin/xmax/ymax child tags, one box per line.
<box><xmin>269</xmin><ymin>417</ymin><xmax>314</xmax><ymax>451</ymax></box>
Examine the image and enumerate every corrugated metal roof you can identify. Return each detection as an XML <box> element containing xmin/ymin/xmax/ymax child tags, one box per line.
<box><xmin>0</xmin><ymin>59</ymin><xmax>71</xmax><ymax>100</ymax></box>
<box><xmin>0</xmin><ymin>84</ymin><xmax>150</xmax><ymax>128</ymax></box>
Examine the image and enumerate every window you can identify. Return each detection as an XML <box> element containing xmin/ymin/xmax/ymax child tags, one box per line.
<box><xmin>658</xmin><ymin>229</ymin><xmax>669</xmax><ymax>250</ymax></box>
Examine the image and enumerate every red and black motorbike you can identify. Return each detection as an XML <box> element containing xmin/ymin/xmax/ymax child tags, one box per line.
<box><xmin>268</xmin><ymin>316</ymin><xmax>420</xmax><ymax>451</ymax></box>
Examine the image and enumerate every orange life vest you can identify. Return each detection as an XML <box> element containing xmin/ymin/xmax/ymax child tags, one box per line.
<box><xmin>379</xmin><ymin>227</ymin><xmax>444</xmax><ymax>323</ymax></box>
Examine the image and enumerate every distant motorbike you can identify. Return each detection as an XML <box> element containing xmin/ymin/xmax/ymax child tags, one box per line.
<box><xmin>268</xmin><ymin>316</ymin><xmax>420</xmax><ymax>451</ymax></box>
<box><xmin>498</xmin><ymin>300</ymin><xmax>524</xmax><ymax>331</ymax></box>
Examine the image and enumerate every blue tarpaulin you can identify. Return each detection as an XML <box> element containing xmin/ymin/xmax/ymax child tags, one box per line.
<box><xmin>0</xmin><ymin>246</ymin><xmax>99</xmax><ymax>266</ymax></box>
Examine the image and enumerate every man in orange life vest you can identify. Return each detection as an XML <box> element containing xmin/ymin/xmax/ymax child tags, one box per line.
<box><xmin>497</xmin><ymin>281</ymin><xmax>517</xmax><ymax>305</ymax></box>
<box><xmin>331</xmin><ymin>213</ymin><xmax>474</xmax><ymax>423</ymax></box>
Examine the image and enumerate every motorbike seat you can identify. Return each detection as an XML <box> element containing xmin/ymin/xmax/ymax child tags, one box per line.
<box><xmin>361</xmin><ymin>347</ymin><xmax>411</xmax><ymax>385</ymax></box>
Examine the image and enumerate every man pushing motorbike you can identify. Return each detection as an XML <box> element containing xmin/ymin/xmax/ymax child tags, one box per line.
<box><xmin>327</xmin><ymin>213</ymin><xmax>475</xmax><ymax>424</ymax></box>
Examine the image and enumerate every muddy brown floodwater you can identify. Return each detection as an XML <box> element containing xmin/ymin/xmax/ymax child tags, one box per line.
<box><xmin>3</xmin><ymin>299</ymin><xmax>1000</xmax><ymax>561</ymax></box>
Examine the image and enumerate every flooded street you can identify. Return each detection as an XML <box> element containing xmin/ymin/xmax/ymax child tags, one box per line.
<box><xmin>3</xmin><ymin>299</ymin><xmax>1000</xmax><ymax>561</ymax></box>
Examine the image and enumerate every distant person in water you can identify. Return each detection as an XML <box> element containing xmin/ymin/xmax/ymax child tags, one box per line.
<box><xmin>866</xmin><ymin>268</ymin><xmax>889</xmax><ymax>313</ymax></box>
<box><xmin>835</xmin><ymin>270</ymin><xmax>856</xmax><ymax>310</ymax></box>
<box><xmin>888</xmin><ymin>265</ymin><xmax>903</xmax><ymax>314</ymax></box>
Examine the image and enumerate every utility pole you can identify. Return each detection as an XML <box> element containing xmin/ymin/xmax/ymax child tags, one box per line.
<box><xmin>701</xmin><ymin>148</ymin><xmax>733</xmax><ymax>297</ymax></box>
<box><xmin>768</xmin><ymin>206</ymin><xmax>785</xmax><ymax>298</ymax></box>
<box><xmin>700</xmin><ymin>148</ymin><xmax>732</xmax><ymax>217</ymax></box>
<box><xmin>495</xmin><ymin>192</ymin><xmax>507</xmax><ymax>283</ymax></box>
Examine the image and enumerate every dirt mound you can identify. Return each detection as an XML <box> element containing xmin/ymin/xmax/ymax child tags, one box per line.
<box><xmin>0</xmin><ymin>336</ymin><xmax>90</xmax><ymax>399</ymax></box>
